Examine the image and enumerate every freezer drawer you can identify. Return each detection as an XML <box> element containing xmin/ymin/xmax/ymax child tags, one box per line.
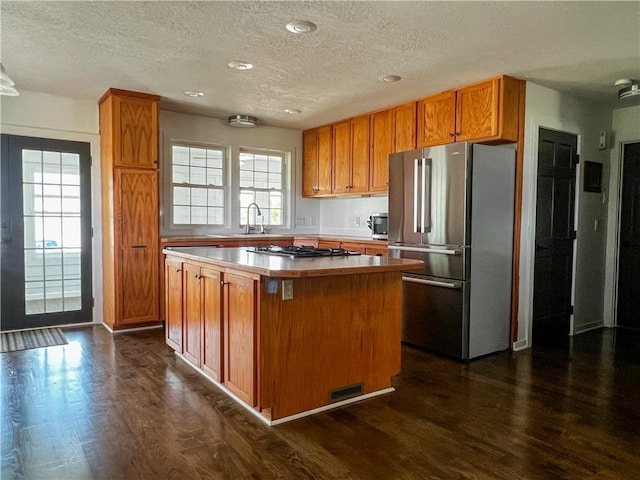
<box><xmin>401</xmin><ymin>273</ymin><xmax>469</xmax><ymax>359</ymax></box>
<box><xmin>389</xmin><ymin>244</ymin><xmax>469</xmax><ymax>280</ymax></box>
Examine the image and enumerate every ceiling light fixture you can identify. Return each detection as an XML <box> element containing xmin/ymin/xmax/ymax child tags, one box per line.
<box><xmin>285</xmin><ymin>20</ymin><xmax>317</xmax><ymax>34</ymax></box>
<box><xmin>228</xmin><ymin>115</ymin><xmax>257</xmax><ymax>128</ymax></box>
<box><xmin>0</xmin><ymin>63</ymin><xmax>19</xmax><ymax>96</ymax></box>
<box><xmin>184</xmin><ymin>91</ymin><xmax>204</xmax><ymax>97</ymax></box>
<box><xmin>284</xmin><ymin>108</ymin><xmax>301</xmax><ymax>115</ymax></box>
<box><xmin>228</xmin><ymin>61</ymin><xmax>254</xmax><ymax>71</ymax></box>
<box><xmin>378</xmin><ymin>75</ymin><xmax>402</xmax><ymax>83</ymax></box>
<box><xmin>615</xmin><ymin>78</ymin><xmax>640</xmax><ymax>100</ymax></box>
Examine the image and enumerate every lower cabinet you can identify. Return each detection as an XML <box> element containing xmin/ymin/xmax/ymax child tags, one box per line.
<box><xmin>164</xmin><ymin>258</ymin><xmax>183</xmax><ymax>352</ymax></box>
<box><xmin>165</xmin><ymin>257</ymin><xmax>257</xmax><ymax>407</ymax></box>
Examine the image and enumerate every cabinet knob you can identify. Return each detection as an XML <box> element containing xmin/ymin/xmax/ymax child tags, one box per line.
<box><xmin>176</xmin><ymin>268</ymin><xmax>182</xmax><ymax>273</ymax></box>
<box><xmin>221</xmin><ymin>281</ymin><xmax>229</xmax><ymax>286</ymax></box>
<box><xmin>194</xmin><ymin>273</ymin><xmax>201</xmax><ymax>279</ymax></box>
<box><xmin>449</xmin><ymin>133</ymin><xmax>455</xmax><ymax>137</ymax></box>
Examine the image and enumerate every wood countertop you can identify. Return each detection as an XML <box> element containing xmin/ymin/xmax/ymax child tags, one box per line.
<box><xmin>163</xmin><ymin>246</ymin><xmax>421</xmax><ymax>278</ymax></box>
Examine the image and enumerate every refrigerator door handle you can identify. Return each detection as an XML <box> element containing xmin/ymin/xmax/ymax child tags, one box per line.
<box><xmin>422</xmin><ymin>158</ymin><xmax>432</xmax><ymax>233</ymax></box>
<box><xmin>402</xmin><ymin>276</ymin><xmax>462</xmax><ymax>289</ymax></box>
<box><xmin>388</xmin><ymin>245</ymin><xmax>462</xmax><ymax>256</ymax></box>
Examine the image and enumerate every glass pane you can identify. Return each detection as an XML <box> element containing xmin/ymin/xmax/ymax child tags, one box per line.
<box><xmin>270</xmin><ymin>208</ymin><xmax>282</xmax><ymax>225</ymax></box>
<box><xmin>23</xmin><ymin>184</ymin><xmax>43</xmax><ymax>216</ymax></box>
<box><xmin>191</xmin><ymin>206</ymin><xmax>207</xmax><ymax>224</ymax></box>
<box><xmin>256</xmin><ymin>191</ymin><xmax>270</xmax><ymax>207</ymax></box>
<box><xmin>173</xmin><ymin>165</ymin><xmax>189</xmax><ymax>184</ymax></box>
<box><xmin>45</xmin><ymin>280</ymin><xmax>63</xmax><ymax>313</ymax></box>
<box><xmin>61</xmin><ymin>217</ymin><xmax>81</xmax><ymax>248</ymax></box>
<box><xmin>269</xmin><ymin>157</ymin><xmax>282</xmax><ymax>172</ymax></box>
<box><xmin>22</xmin><ymin>149</ymin><xmax>42</xmax><ymax>181</ymax></box>
<box><xmin>191</xmin><ymin>188</ymin><xmax>207</xmax><ymax>206</ymax></box>
<box><xmin>269</xmin><ymin>173</ymin><xmax>282</xmax><ymax>189</ymax></box>
<box><xmin>45</xmin><ymin>251</ymin><xmax>63</xmax><ymax>280</ymax></box>
<box><xmin>207</xmin><ymin>189</ymin><xmax>224</xmax><ymax>207</ymax></box>
<box><xmin>25</xmin><ymin>282</ymin><xmax>45</xmax><ymax>314</ymax></box>
<box><xmin>174</xmin><ymin>206</ymin><xmax>190</xmax><ymax>224</ymax></box>
<box><xmin>254</xmin><ymin>171</ymin><xmax>268</xmax><ymax>189</ymax></box>
<box><xmin>61</xmin><ymin>186</ymin><xmax>81</xmax><ymax>214</ymax></box>
<box><xmin>206</xmin><ymin>169</ymin><xmax>223</xmax><ymax>186</ymax></box>
<box><xmin>42</xmin><ymin>184</ymin><xmax>61</xmax><ymax>216</ymax></box>
<box><xmin>43</xmin><ymin>217</ymin><xmax>62</xmax><ymax>247</ymax></box>
<box><xmin>239</xmin><ymin>171</ymin><xmax>253</xmax><ymax>188</ymax></box>
<box><xmin>254</xmin><ymin>154</ymin><xmax>269</xmax><ymax>172</ymax></box>
<box><xmin>207</xmin><ymin>150</ymin><xmax>223</xmax><ymax>169</ymax></box>
<box><xmin>24</xmin><ymin>216</ymin><xmax>44</xmax><ymax>248</ymax></box>
<box><xmin>63</xmin><ymin>249</ymin><xmax>81</xmax><ymax>279</ymax></box>
<box><xmin>190</xmin><ymin>166</ymin><xmax>206</xmax><ymax>185</ymax></box>
<box><xmin>190</xmin><ymin>148</ymin><xmax>207</xmax><ymax>167</ymax></box>
<box><xmin>63</xmin><ymin>279</ymin><xmax>81</xmax><ymax>307</ymax></box>
<box><xmin>208</xmin><ymin>207</ymin><xmax>224</xmax><ymax>225</ymax></box>
<box><xmin>42</xmin><ymin>151</ymin><xmax>61</xmax><ymax>184</ymax></box>
<box><xmin>239</xmin><ymin>154</ymin><xmax>254</xmax><ymax>170</ymax></box>
<box><xmin>25</xmin><ymin>250</ymin><xmax>44</xmax><ymax>282</ymax></box>
<box><xmin>61</xmin><ymin>153</ymin><xmax>80</xmax><ymax>184</ymax></box>
<box><xmin>64</xmin><ymin>295</ymin><xmax>81</xmax><ymax>312</ymax></box>
<box><xmin>173</xmin><ymin>146</ymin><xmax>190</xmax><ymax>165</ymax></box>
<box><xmin>173</xmin><ymin>186</ymin><xmax>190</xmax><ymax>205</ymax></box>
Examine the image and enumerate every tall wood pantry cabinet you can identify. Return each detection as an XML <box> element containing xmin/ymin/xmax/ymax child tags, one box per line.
<box><xmin>99</xmin><ymin>88</ymin><xmax>161</xmax><ymax>330</ymax></box>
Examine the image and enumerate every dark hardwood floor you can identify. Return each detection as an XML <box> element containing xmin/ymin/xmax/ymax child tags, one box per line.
<box><xmin>2</xmin><ymin>326</ymin><xmax>639</xmax><ymax>480</ymax></box>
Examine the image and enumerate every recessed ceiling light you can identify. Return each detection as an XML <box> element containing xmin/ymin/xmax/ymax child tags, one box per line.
<box><xmin>285</xmin><ymin>20</ymin><xmax>317</xmax><ymax>34</ymax></box>
<box><xmin>378</xmin><ymin>75</ymin><xmax>402</xmax><ymax>83</ymax></box>
<box><xmin>284</xmin><ymin>108</ymin><xmax>301</xmax><ymax>115</ymax></box>
<box><xmin>184</xmin><ymin>91</ymin><xmax>204</xmax><ymax>97</ymax></box>
<box><xmin>228</xmin><ymin>61</ymin><xmax>254</xmax><ymax>71</ymax></box>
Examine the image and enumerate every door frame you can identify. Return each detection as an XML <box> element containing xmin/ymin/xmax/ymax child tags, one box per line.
<box><xmin>611</xmin><ymin>140</ymin><xmax>640</xmax><ymax>327</ymax></box>
<box><xmin>518</xmin><ymin>122</ymin><xmax>581</xmax><ymax>349</ymax></box>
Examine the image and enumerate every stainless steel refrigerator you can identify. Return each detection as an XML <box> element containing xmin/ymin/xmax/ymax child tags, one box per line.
<box><xmin>388</xmin><ymin>142</ymin><xmax>515</xmax><ymax>360</ymax></box>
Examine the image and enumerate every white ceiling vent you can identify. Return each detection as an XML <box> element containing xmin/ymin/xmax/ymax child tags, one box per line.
<box><xmin>228</xmin><ymin>115</ymin><xmax>257</xmax><ymax>128</ymax></box>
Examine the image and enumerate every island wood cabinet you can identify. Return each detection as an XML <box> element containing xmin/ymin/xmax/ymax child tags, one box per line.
<box><xmin>164</xmin><ymin>257</ymin><xmax>183</xmax><ymax>352</ymax></box>
<box><xmin>417</xmin><ymin>76</ymin><xmax>521</xmax><ymax>147</ymax></box>
<box><xmin>302</xmin><ymin>126</ymin><xmax>332</xmax><ymax>197</ymax></box>
<box><xmin>168</xmin><ymin>258</ymin><xmax>257</xmax><ymax>405</ymax></box>
<box><xmin>332</xmin><ymin>115</ymin><xmax>370</xmax><ymax>195</ymax></box>
<box><xmin>370</xmin><ymin>102</ymin><xmax>417</xmax><ymax>193</ymax></box>
<box><xmin>100</xmin><ymin>88</ymin><xmax>161</xmax><ymax>330</ymax></box>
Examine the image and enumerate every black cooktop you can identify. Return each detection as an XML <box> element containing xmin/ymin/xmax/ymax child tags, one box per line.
<box><xmin>247</xmin><ymin>245</ymin><xmax>361</xmax><ymax>258</ymax></box>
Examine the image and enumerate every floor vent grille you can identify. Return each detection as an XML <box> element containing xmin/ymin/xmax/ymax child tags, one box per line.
<box><xmin>329</xmin><ymin>383</ymin><xmax>364</xmax><ymax>403</ymax></box>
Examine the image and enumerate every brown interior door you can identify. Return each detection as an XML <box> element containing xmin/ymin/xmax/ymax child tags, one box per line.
<box><xmin>617</xmin><ymin>142</ymin><xmax>640</xmax><ymax>329</ymax></box>
<box><xmin>532</xmin><ymin>128</ymin><xmax>578</xmax><ymax>344</ymax></box>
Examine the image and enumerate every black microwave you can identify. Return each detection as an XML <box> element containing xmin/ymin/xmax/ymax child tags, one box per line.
<box><xmin>367</xmin><ymin>213</ymin><xmax>388</xmax><ymax>240</ymax></box>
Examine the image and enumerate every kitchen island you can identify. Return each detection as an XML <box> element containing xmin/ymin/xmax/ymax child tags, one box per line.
<box><xmin>163</xmin><ymin>246</ymin><xmax>422</xmax><ymax>424</ymax></box>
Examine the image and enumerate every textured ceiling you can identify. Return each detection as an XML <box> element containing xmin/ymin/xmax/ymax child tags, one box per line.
<box><xmin>1</xmin><ymin>1</ymin><xmax>639</xmax><ymax>129</ymax></box>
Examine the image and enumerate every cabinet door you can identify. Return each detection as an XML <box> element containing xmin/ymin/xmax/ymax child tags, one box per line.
<box><xmin>365</xmin><ymin>246</ymin><xmax>387</xmax><ymax>257</ymax></box>
<box><xmin>165</xmin><ymin>258</ymin><xmax>183</xmax><ymax>352</ymax></box>
<box><xmin>340</xmin><ymin>242</ymin><xmax>366</xmax><ymax>254</ymax></box>
<box><xmin>183</xmin><ymin>263</ymin><xmax>202</xmax><ymax>367</ymax></box>
<box><xmin>119</xmin><ymin>169</ymin><xmax>158</xmax><ymax>248</ymax></box>
<box><xmin>417</xmin><ymin>90</ymin><xmax>456</xmax><ymax>148</ymax></box>
<box><xmin>370</xmin><ymin>109</ymin><xmax>394</xmax><ymax>192</ymax></box>
<box><xmin>202</xmin><ymin>267</ymin><xmax>223</xmax><ymax>382</ymax></box>
<box><xmin>318</xmin><ymin>240</ymin><xmax>341</xmax><ymax>249</ymax></box>
<box><xmin>114</xmin><ymin>94</ymin><xmax>158</xmax><ymax>168</ymax></box>
<box><xmin>317</xmin><ymin>125</ymin><xmax>333</xmax><ymax>195</ymax></box>
<box><xmin>121</xmin><ymin>247</ymin><xmax>159</xmax><ymax>324</ymax></box>
<box><xmin>332</xmin><ymin>120</ymin><xmax>351</xmax><ymax>195</ymax></box>
<box><xmin>302</xmin><ymin>129</ymin><xmax>318</xmax><ymax>197</ymax></box>
<box><xmin>393</xmin><ymin>102</ymin><xmax>417</xmax><ymax>153</ymax></box>
<box><xmin>350</xmin><ymin>115</ymin><xmax>370</xmax><ymax>194</ymax></box>
<box><xmin>455</xmin><ymin>78</ymin><xmax>499</xmax><ymax>142</ymax></box>
<box><xmin>224</xmin><ymin>272</ymin><xmax>257</xmax><ymax>406</ymax></box>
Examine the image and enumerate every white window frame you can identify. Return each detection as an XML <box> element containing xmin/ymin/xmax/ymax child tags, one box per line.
<box><xmin>169</xmin><ymin>142</ymin><xmax>227</xmax><ymax>227</ymax></box>
<box><xmin>237</xmin><ymin>147</ymin><xmax>290</xmax><ymax>230</ymax></box>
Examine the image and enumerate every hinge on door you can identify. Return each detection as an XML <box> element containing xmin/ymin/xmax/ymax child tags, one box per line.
<box><xmin>90</xmin><ymin>155</ymin><xmax>92</xmax><ymax>167</ymax></box>
<box><xmin>91</xmin><ymin>227</ymin><xmax>94</xmax><ymax>238</ymax></box>
<box><xmin>91</xmin><ymin>297</ymin><xmax>95</xmax><ymax>308</ymax></box>
<box><xmin>569</xmin><ymin>305</ymin><xmax>574</xmax><ymax>315</ymax></box>
<box><xmin>570</xmin><ymin>230</ymin><xmax>577</xmax><ymax>240</ymax></box>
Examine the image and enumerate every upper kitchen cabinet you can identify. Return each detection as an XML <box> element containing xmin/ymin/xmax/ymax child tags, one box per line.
<box><xmin>302</xmin><ymin>126</ymin><xmax>332</xmax><ymax>197</ymax></box>
<box><xmin>332</xmin><ymin>115</ymin><xmax>370</xmax><ymax>195</ymax></box>
<box><xmin>99</xmin><ymin>88</ymin><xmax>161</xmax><ymax>330</ymax></box>
<box><xmin>370</xmin><ymin>102</ymin><xmax>417</xmax><ymax>193</ymax></box>
<box><xmin>417</xmin><ymin>76</ymin><xmax>522</xmax><ymax>148</ymax></box>
<box><xmin>99</xmin><ymin>88</ymin><xmax>160</xmax><ymax>168</ymax></box>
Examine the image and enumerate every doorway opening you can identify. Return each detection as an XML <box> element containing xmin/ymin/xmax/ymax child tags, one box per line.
<box><xmin>1</xmin><ymin>134</ymin><xmax>92</xmax><ymax>331</ymax></box>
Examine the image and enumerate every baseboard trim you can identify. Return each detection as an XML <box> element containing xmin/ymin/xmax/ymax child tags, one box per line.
<box><xmin>101</xmin><ymin>323</ymin><xmax>163</xmax><ymax>334</ymax></box>
<box><xmin>573</xmin><ymin>322</ymin><xmax>605</xmax><ymax>335</ymax></box>
<box><xmin>175</xmin><ymin>352</ymin><xmax>395</xmax><ymax>426</ymax></box>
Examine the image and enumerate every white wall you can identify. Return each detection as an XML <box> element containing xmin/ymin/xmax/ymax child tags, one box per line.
<box><xmin>516</xmin><ymin>82</ymin><xmax>611</xmax><ymax>349</ymax></box>
<box><xmin>319</xmin><ymin>196</ymin><xmax>388</xmax><ymax>237</ymax></box>
<box><xmin>0</xmin><ymin>90</ymin><xmax>103</xmax><ymax>324</ymax></box>
<box><xmin>603</xmin><ymin>105</ymin><xmax>640</xmax><ymax>327</ymax></box>
<box><xmin>159</xmin><ymin>110</ymin><xmax>319</xmax><ymax>236</ymax></box>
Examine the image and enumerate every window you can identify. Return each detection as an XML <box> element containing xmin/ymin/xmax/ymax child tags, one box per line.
<box><xmin>171</xmin><ymin>145</ymin><xmax>225</xmax><ymax>225</ymax></box>
<box><xmin>239</xmin><ymin>149</ymin><xmax>285</xmax><ymax>227</ymax></box>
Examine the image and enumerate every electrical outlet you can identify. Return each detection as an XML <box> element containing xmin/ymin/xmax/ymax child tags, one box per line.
<box><xmin>295</xmin><ymin>216</ymin><xmax>305</xmax><ymax>226</ymax></box>
<box><xmin>282</xmin><ymin>280</ymin><xmax>293</xmax><ymax>300</ymax></box>
<box><xmin>310</xmin><ymin>216</ymin><xmax>317</xmax><ymax>226</ymax></box>
<box><xmin>355</xmin><ymin>216</ymin><xmax>361</xmax><ymax>227</ymax></box>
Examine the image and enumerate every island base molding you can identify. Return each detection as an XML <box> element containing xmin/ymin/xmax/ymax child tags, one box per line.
<box><xmin>176</xmin><ymin>351</ymin><xmax>395</xmax><ymax>426</ymax></box>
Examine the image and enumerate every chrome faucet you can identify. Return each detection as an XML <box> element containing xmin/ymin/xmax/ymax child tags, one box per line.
<box><xmin>245</xmin><ymin>202</ymin><xmax>262</xmax><ymax>234</ymax></box>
